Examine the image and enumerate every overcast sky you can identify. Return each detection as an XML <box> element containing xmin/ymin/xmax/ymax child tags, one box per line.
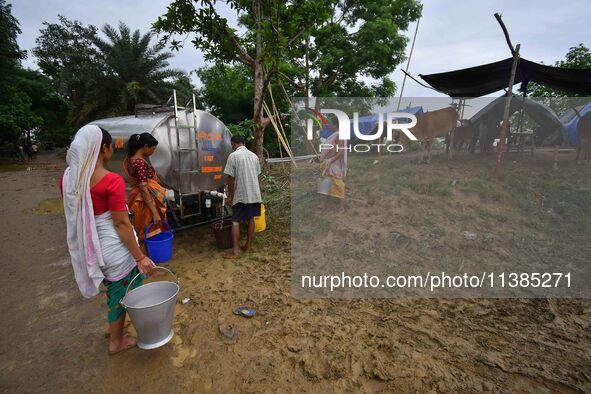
<box><xmin>11</xmin><ymin>0</ymin><xmax>591</xmax><ymax>98</ymax></box>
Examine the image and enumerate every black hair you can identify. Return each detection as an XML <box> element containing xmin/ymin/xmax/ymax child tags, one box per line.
<box><xmin>330</xmin><ymin>116</ymin><xmax>339</xmax><ymax>126</ymax></box>
<box><xmin>126</xmin><ymin>132</ymin><xmax>158</xmax><ymax>157</ymax></box>
<box><xmin>231</xmin><ymin>135</ymin><xmax>245</xmax><ymax>144</ymax></box>
<box><xmin>99</xmin><ymin>127</ymin><xmax>112</xmax><ymax>148</ymax></box>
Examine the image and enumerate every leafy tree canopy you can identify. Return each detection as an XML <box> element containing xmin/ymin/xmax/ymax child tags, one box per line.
<box><xmin>0</xmin><ymin>1</ymin><xmax>45</xmax><ymax>145</ymax></box>
<box><xmin>196</xmin><ymin>64</ymin><xmax>254</xmax><ymax>125</ymax></box>
<box><xmin>154</xmin><ymin>0</ymin><xmax>421</xmax><ymax>158</ymax></box>
<box><xmin>527</xmin><ymin>43</ymin><xmax>591</xmax><ymax>116</ymax></box>
<box><xmin>0</xmin><ymin>0</ymin><xmax>25</xmax><ymax>92</ymax></box>
<box><xmin>34</xmin><ymin>17</ymin><xmax>191</xmax><ymax>128</ymax></box>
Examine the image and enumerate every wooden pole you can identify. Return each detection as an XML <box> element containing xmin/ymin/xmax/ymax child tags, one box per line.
<box><xmin>495</xmin><ymin>44</ymin><xmax>521</xmax><ymax>179</ymax></box>
<box><xmin>530</xmin><ymin>106</ymin><xmax>536</xmax><ymax>157</ymax></box>
<box><xmin>513</xmin><ymin>85</ymin><xmax>527</xmax><ymax>154</ymax></box>
<box><xmin>494</xmin><ymin>13</ymin><xmax>516</xmax><ymax>54</ymax></box>
<box><xmin>459</xmin><ymin>99</ymin><xmax>466</xmax><ymax>154</ymax></box>
<box><xmin>448</xmin><ymin>98</ymin><xmax>461</xmax><ymax>158</ymax></box>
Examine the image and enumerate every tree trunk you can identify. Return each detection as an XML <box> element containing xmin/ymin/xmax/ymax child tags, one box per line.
<box><xmin>251</xmin><ymin>0</ymin><xmax>265</xmax><ymax>161</ymax></box>
<box><xmin>252</xmin><ymin>60</ymin><xmax>265</xmax><ymax>160</ymax></box>
<box><xmin>253</xmin><ymin>122</ymin><xmax>265</xmax><ymax>161</ymax></box>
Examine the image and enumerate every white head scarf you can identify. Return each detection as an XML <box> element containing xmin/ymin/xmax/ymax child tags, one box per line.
<box><xmin>62</xmin><ymin>125</ymin><xmax>106</xmax><ymax>298</ymax></box>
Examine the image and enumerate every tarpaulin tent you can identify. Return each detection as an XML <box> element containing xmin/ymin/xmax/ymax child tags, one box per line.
<box><xmin>561</xmin><ymin>102</ymin><xmax>591</xmax><ymax>145</ymax></box>
<box><xmin>468</xmin><ymin>95</ymin><xmax>563</xmax><ymax>146</ymax></box>
<box><xmin>420</xmin><ymin>58</ymin><xmax>591</xmax><ymax>98</ymax></box>
<box><xmin>470</xmin><ymin>95</ymin><xmax>561</xmax><ymax>130</ymax></box>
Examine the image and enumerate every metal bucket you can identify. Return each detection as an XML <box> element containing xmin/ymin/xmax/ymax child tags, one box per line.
<box><xmin>121</xmin><ymin>266</ymin><xmax>180</xmax><ymax>349</ymax></box>
<box><xmin>317</xmin><ymin>176</ymin><xmax>333</xmax><ymax>195</ymax></box>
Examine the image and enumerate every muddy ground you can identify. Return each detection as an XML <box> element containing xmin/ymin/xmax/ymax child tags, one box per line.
<box><xmin>0</xmin><ymin>150</ymin><xmax>590</xmax><ymax>393</ymax></box>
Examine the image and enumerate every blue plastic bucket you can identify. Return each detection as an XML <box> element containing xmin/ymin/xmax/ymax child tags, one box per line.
<box><xmin>144</xmin><ymin>222</ymin><xmax>174</xmax><ymax>264</ymax></box>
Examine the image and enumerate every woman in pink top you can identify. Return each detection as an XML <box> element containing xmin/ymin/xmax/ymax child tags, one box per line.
<box><xmin>62</xmin><ymin>126</ymin><xmax>156</xmax><ymax>355</ymax></box>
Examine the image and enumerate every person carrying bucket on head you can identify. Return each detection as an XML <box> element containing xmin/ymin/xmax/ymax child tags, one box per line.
<box><xmin>223</xmin><ymin>135</ymin><xmax>262</xmax><ymax>259</ymax></box>
<box><xmin>123</xmin><ymin>133</ymin><xmax>168</xmax><ymax>254</ymax></box>
<box><xmin>60</xmin><ymin>126</ymin><xmax>156</xmax><ymax>355</ymax></box>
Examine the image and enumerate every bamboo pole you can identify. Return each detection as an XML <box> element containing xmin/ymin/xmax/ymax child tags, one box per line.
<box><xmin>263</xmin><ymin>102</ymin><xmax>290</xmax><ymax>155</ymax></box>
<box><xmin>267</xmin><ymin>84</ymin><xmax>292</xmax><ymax>158</ymax></box>
<box><xmin>279</xmin><ymin>80</ymin><xmax>319</xmax><ymax>156</ymax></box>
<box><xmin>278</xmin><ymin>132</ymin><xmax>285</xmax><ymax>171</ymax></box>
<box><xmin>263</xmin><ymin>102</ymin><xmax>297</xmax><ymax>167</ymax></box>
<box><xmin>396</xmin><ymin>17</ymin><xmax>421</xmax><ymax>112</ymax></box>
<box><xmin>266</xmin><ymin>103</ymin><xmax>294</xmax><ymax>160</ymax></box>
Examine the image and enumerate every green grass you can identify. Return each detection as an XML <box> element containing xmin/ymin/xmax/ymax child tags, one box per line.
<box><xmin>257</xmin><ymin>167</ymin><xmax>292</xmax><ymax>251</ymax></box>
<box><xmin>393</xmin><ymin>174</ymin><xmax>452</xmax><ymax>197</ymax></box>
<box><xmin>264</xmin><ymin>154</ymin><xmax>590</xmax><ymax>277</ymax></box>
<box><xmin>0</xmin><ymin>163</ymin><xmax>28</xmax><ymax>172</ymax></box>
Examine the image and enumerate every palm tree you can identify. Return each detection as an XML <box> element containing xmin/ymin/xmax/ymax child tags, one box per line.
<box><xmin>71</xmin><ymin>22</ymin><xmax>190</xmax><ymax>125</ymax></box>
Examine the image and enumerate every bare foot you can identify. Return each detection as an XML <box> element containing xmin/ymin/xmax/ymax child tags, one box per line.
<box><xmin>108</xmin><ymin>335</ymin><xmax>137</xmax><ymax>355</ymax></box>
<box><xmin>223</xmin><ymin>252</ymin><xmax>239</xmax><ymax>259</ymax></box>
<box><xmin>240</xmin><ymin>245</ymin><xmax>251</xmax><ymax>253</ymax></box>
<box><xmin>105</xmin><ymin>320</ymin><xmax>129</xmax><ymax>338</ymax></box>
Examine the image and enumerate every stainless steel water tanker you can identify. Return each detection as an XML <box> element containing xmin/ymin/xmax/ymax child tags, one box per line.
<box><xmin>90</xmin><ymin>108</ymin><xmax>232</xmax><ymax>194</ymax></box>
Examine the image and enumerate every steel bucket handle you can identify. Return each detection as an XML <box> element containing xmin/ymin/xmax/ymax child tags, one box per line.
<box><xmin>120</xmin><ymin>266</ymin><xmax>179</xmax><ymax>308</ymax></box>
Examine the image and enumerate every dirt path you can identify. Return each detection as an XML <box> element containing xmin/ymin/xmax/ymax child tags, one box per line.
<box><xmin>0</xmin><ymin>151</ymin><xmax>590</xmax><ymax>393</ymax></box>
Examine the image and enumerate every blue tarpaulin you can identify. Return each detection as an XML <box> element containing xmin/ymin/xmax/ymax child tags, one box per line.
<box><xmin>319</xmin><ymin>106</ymin><xmax>424</xmax><ymax>138</ymax></box>
<box><xmin>561</xmin><ymin>102</ymin><xmax>591</xmax><ymax>145</ymax></box>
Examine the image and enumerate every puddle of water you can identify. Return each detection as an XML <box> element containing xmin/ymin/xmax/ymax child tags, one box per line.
<box><xmin>168</xmin><ymin>334</ymin><xmax>196</xmax><ymax>367</ymax></box>
<box><xmin>171</xmin><ymin>346</ymin><xmax>196</xmax><ymax>368</ymax></box>
<box><xmin>27</xmin><ymin>198</ymin><xmax>64</xmax><ymax>215</ymax></box>
<box><xmin>49</xmin><ymin>258</ymin><xmax>70</xmax><ymax>267</ymax></box>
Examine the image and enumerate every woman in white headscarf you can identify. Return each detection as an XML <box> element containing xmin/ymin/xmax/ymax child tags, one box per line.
<box><xmin>61</xmin><ymin>125</ymin><xmax>156</xmax><ymax>355</ymax></box>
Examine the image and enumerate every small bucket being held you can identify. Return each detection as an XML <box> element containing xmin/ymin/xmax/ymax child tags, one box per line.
<box><xmin>121</xmin><ymin>266</ymin><xmax>179</xmax><ymax>349</ymax></box>
<box><xmin>144</xmin><ymin>222</ymin><xmax>173</xmax><ymax>264</ymax></box>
